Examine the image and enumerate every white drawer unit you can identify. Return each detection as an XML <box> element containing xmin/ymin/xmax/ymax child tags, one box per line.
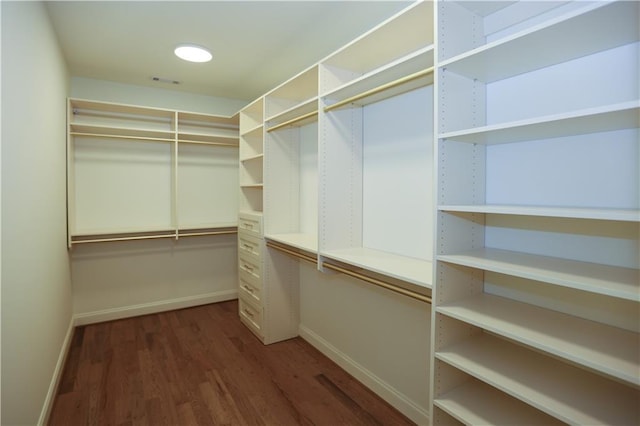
<box><xmin>238</xmin><ymin>231</ymin><xmax>261</xmax><ymax>260</ymax></box>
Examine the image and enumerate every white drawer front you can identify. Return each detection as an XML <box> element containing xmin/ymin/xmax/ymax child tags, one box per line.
<box><xmin>238</xmin><ymin>213</ymin><xmax>262</xmax><ymax>237</ymax></box>
<box><xmin>238</xmin><ymin>231</ymin><xmax>261</xmax><ymax>260</ymax></box>
<box><xmin>239</xmin><ymin>276</ymin><xmax>261</xmax><ymax>305</ymax></box>
<box><xmin>239</xmin><ymin>298</ymin><xmax>262</xmax><ymax>336</ymax></box>
<box><xmin>239</xmin><ymin>255</ymin><xmax>260</xmax><ymax>281</ymax></box>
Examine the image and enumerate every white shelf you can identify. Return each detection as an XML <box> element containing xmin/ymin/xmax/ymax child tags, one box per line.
<box><xmin>439</xmin><ymin>203</ymin><xmax>640</xmax><ymax>222</ymax></box>
<box><xmin>438</xmin><ymin>101</ymin><xmax>640</xmax><ymax>145</ymax></box>
<box><xmin>434</xmin><ymin>378</ymin><xmax>564</xmax><ymax>426</ymax></box>
<box><xmin>240</xmin><ymin>183</ymin><xmax>263</xmax><ymax>189</ymax></box>
<box><xmin>439</xmin><ymin>1</ymin><xmax>640</xmax><ymax>83</ymax></box>
<box><xmin>265</xmin><ymin>233</ymin><xmax>317</xmax><ymax>254</ymax></box>
<box><xmin>438</xmin><ymin>247</ymin><xmax>639</xmax><ymax>301</ymax></box>
<box><xmin>436</xmin><ymin>333</ymin><xmax>639</xmax><ymax>425</ymax></box>
<box><xmin>240</xmin><ymin>123</ymin><xmax>263</xmax><ymax>137</ymax></box>
<box><xmin>240</xmin><ymin>153</ymin><xmax>264</xmax><ymax>163</ymax></box>
<box><xmin>321</xmin><ymin>247</ymin><xmax>432</xmax><ymax>288</ymax></box>
<box><xmin>322</xmin><ymin>47</ymin><xmax>434</xmax><ymax>110</ymax></box>
<box><xmin>266</xmin><ymin>97</ymin><xmax>318</xmax><ymax>131</ymax></box>
<box><xmin>436</xmin><ymin>293</ymin><xmax>639</xmax><ymax>386</ymax></box>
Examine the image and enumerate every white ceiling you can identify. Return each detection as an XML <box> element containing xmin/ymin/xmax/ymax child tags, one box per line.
<box><xmin>46</xmin><ymin>1</ymin><xmax>413</xmax><ymax>102</ymax></box>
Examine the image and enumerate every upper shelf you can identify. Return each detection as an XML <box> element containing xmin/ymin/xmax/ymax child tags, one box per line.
<box><xmin>438</xmin><ymin>101</ymin><xmax>640</xmax><ymax>145</ymax></box>
<box><xmin>265</xmin><ymin>97</ymin><xmax>318</xmax><ymax>132</ymax></box>
<box><xmin>438</xmin><ymin>247</ymin><xmax>639</xmax><ymax>302</ymax></box>
<box><xmin>322</xmin><ymin>47</ymin><xmax>434</xmax><ymax>112</ymax></box>
<box><xmin>438</xmin><ymin>204</ymin><xmax>640</xmax><ymax>222</ymax></box>
<box><xmin>321</xmin><ymin>1</ymin><xmax>433</xmax><ymax>78</ymax></box>
<box><xmin>439</xmin><ymin>1</ymin><xmax>639</xmax><ymax>83</ymax></box>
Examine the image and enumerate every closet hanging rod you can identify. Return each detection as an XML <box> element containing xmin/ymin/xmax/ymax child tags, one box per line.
<box><xmin>71</xmin><ymin>233</ymin><xmax>176</xmax><ymax>245</ymax></box>
<box><xmin>324</xmin><ymin>67</ymin><xmax>435</xmax><ymax>113</ymax></box>
<box><xmin>179</xmin><ymin>229</ymin><xmax>237</xmax><ymax>237</ymax></box>
<box><xmin>177</xmin><ymin>139</ymin><xmax>238</xmax><ymax>147</ymax></box>
<box><xmin>266</xmin><ymin>241</ymin><xmax>317</xmax><ymax>264</ymax></box>
<box><xmin>267</xmin><ymin>110</ymin><xmax>318</xmax><ymax>133</ymax></box>
<box><xmin>70</xmin><ymin>132</ymin><xmax>174</xmax><ymax>143</ymax></box>
<box><xmin>322</xmin><ymin>262</ymin><xmax>431</xmax><ymax>304</ymax></box>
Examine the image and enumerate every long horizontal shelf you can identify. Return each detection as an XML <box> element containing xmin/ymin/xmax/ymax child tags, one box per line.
<box><xmin>70</xmin><ymin>98</ymin><xmax>175</xmax><ymax>119</ymax></box>
<box><xmin>438</xmin><ymin>247</ymin><xmax>639</xmax><ymax>301</ymax></box>
<box><xmin>177</xmin><ymin>131</ymin><xmax>238</xmax><ymax>145</ymax></box>
<box><xmin>436</xmin><ymin>293</ymin><xmax>639</xmax><ymax>386</ymax></box>
<box><xmin>177</xmin><ymin>111</ymin><xmax>239</xmax><ymax>128</ymax></box>
<box><xmin>436</xmin><ymin>333</ymin><xmax>639</xmax><ymax>425</ymax></box>
<box><xmin>439</xmin><ymin>1</ymin><xmax>639</xmax><ymax>83</ymax></box>
<box><xmin>434</xmin><ymin>378</ymin><xmax>564</xmax><ymax>426</ymax></box>
<box><xmin>439</xmin><ymin>203</ymin><xmax>640</xmax><ymax>222</ymax></box>
<box><xmin>266</xmin><ymin>98</ymin><xmax>318</xmax><ymax>132</ymax></box>
<box><xmin>323</xmin><ymin>47</ymin><xmax>434</xmax><ymax>111</ymax></box>
<box><xmin>321</xmin><ymin>247</ymin><xmax>432</xmax><ymax>288</ymax></box>
<box><xmin>70</xmin><ymin>123</ymin><xmax>174</xmax><ymax>141</ymax></box>
<box><xmin>439</xmin><ymin>101</ymin><xmax>640</xmax><ymax>145</ymax></box>
<box><xmin>265</xmin><ymin>233</ymin><xmax>317</xmax><ymax>253</ymax></box>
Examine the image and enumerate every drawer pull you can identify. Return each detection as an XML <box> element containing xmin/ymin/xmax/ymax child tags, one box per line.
<box><xmin>242</xmin><ymin>222</ymin><xmax>254</xmax><ymax>229</ymax></box>
<box><xmin>243</xmin><ymin>264</ymin><xmax>254</xmax><ymax>272</ymax></box>
<box><xmin>243</xmin><ymin>243</ymin><xmax>254</xmax><ymax>250</ymax></box>
<box><xmin>242</xmin><ymin>285</ymin><xmax>254</xmax><ymax>293</ymax></box>
<box><xmin>243</xmin><ymin>308</ymin><xmax>254</xmax><ymax>318</ymax></box>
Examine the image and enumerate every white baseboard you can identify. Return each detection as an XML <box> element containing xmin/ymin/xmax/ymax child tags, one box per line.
<box><xmin>73</xmin><ymin>289</ymin><xmax>238</xmax><ymax>326</ymax></box>
<box><xmin>38</xmin><ymin>317</ymin><xmax>75</xmax><ymax>426</ymax></box>
<box><xmin>299</xmin><ymin>325</ymin><xmax>430</xmax><ymax>426</ymax></box>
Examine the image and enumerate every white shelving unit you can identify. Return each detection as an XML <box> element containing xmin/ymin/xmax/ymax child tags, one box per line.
<box><xmin>67</xmin><ymin>98</ymin><xmax>239</xmax><ymax>247</ymax></box>
<box><xmin>432</xmin><ymin>1</ymin><xmax>639</xmax><ymax>424</ymax></box>
<box><xmin>318</xmin><ymin>1</ymin><xmax>435</xmax><ymax>290</ymax></box>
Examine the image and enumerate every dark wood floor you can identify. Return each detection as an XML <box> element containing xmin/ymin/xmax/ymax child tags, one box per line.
<box><xmin>48</xmin><ymin>300</ymin><xmax>415</xmax><ymax>425</ymax></box>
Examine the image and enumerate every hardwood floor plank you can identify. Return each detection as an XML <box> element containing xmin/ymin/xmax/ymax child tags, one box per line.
<box><xmin>48</xmin><ymin>300</ymin><xmax>415</xmax><ymax>425</ymax></box>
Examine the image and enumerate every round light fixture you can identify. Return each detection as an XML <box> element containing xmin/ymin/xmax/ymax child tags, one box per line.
<box><xmin>174</xmin><ymin>44</ymin><xmax>212</xmax><ymax>63</ymax></box>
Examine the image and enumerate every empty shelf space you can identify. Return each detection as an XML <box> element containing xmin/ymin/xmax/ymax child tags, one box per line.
<box><xmin>323</xmin><ymin>48</ymin><xmax>434</xmax><ymax>112</ymax></box>
<box><xmin>434</xmin><ymin>378</ymin><xmax>564</xmax><ymax>426</ymax></box>
<box><xmin>177</xmin><ymin>132</ymin><xmax>238</xmax><ymax>146</ymax></box>
<box><xmin>439</xmin><ymin>203</ymin><xmax>640</xmax><ymax>222</ymax></box>
<box><xmin>240</xmin><ymin>153</ymin><xmax>264</xmax><ymax>163</ymax></box>
<box><xmin>321</xmin><ymin>247</ymin><xmax>432</xmax><ymax>288</ymax></box>
<box><xmin>439</xmin><ymin>1</ymin><xmax>639</xmax><ymax>83</ymax></box>
<box><xmin>437</xmin><ymin>293</ymin><xmax>640</xmax><ymax>386</ymax></box>
<box><xmin>436</xmin><ymin>333</ymin><xmax>639</xmax><ymax>425</ymax></box>
<box><xmin>240</xmin><ymin>123</ymin><xmax>264</xmax><ymax>137</ymax></box>
<box><xmin>438</xmin><ymin>101</ymin><xmax>640</xmax><ymax>145</ymax></box>
<box><xmin>438</xmin><ymin>247</ymin><xmax>639</xmax><ymax>301</ymax></box>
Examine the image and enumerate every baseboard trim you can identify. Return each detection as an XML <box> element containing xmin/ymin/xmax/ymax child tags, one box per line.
<box><xmin>298</xmin><ymin>325</ymin><xmax>430</xmax><ymax>426</ymax></box>
<box><xmin>73</xmin><ymin>290</ymin><xmax>238</xmax><ymax>326</ymax></box>
<box><xmin>38</xmin><ymin>316</ymin><xmax>75</xmax><ymax>426</ymax></box>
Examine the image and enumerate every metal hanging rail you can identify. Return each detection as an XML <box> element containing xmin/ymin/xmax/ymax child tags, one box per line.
<box><xmin>324</xmin><ymin>67</ymin><xmax>434</xmax><ymax>113</ymax></box>
<box><xmin>322</xmin><ymin>262</ymin><xmax>431</xmax><ymax>304</ymax></box>
<box><xmin>266</xmin><ymin>241</ymin><xmax>317</xmax><ymax>264</ymax></box>
<box><xmin>266</xmin><ymin>110</ymin><xmax>318</xmax><ymax>133</ymax></box>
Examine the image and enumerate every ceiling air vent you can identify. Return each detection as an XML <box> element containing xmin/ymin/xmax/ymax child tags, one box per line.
<box><xmin>151</xmin><ymin>76</ymin><xmax>180</xmax><ymax>85</ymax></box>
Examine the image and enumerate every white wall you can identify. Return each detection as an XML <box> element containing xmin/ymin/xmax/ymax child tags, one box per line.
<box><xmin>71</xmin><ymin>76</ymin><xmax>247</xmax><ymax>115</ymax></box>
<box><xmin>69</xmin><ymin>77</ymin><xmax>243</xmax><ymax>323</ymax></box>
<box><xmin>1</xmin><ymin>2</ymin><xmax>72</xmax><ymax>424</ymax></box>
<box><xmin>299</xmin><ymin>263</ymin><xmax>431</xmax><ymax>424</ymax></box>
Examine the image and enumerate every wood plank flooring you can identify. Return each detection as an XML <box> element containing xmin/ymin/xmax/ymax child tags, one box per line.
<box><xmin>48</xmin><ymin>300</ymin><xmax>415</xmax><ymax>425</ymax></box>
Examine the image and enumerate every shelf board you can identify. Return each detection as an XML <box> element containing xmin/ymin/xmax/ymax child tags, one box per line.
<box><xmin>265</xmin><ymin>97</ymin><xmax>318</xmax><ymax>131</ymax></box>
<box><xmin>322</xmin><ymin>1</ymin><xmax>432</xmax><ymax>74</ymax></box>
<box><xmin>240</xmin><ymin>123</ymin><xmax>263</xmax><ymax>137</ymax></box>
<box><xmin>321</xmin><ymin>247</ymin><xmax>432</xmax><ymax>288</ymax></box>
<box><xmin>439</xmin><ymin>101</ymin><xmax>640</xmax><ymax>145</ymax></box>
<box><xmin>434</xmin><ymin>378</ymin><xmax>564</xmax><ymax>426</ymax></box>
<box><xmin>70</xmin><ymin>98</ymin><xmax>174</xmax><ymax>119</ymax></box>
<box><xmin>439</xmin><ymin>1</ymin><xmax>639</xmax><ymax>83</ymax></box>
<box><xmin>177</xmin><ymin>111</ymin><xmax>238</xmax><ymax>128</ymax></box>
<box><xmin>240</xmin><ymin>153</ymin><xmax>264</xmax><ymax>163</ymax></box>
<box><xmin>436</xmin><ymin>333</ymin><xmax>639</xmax><ymax>425</ymax></box>
<box><xmin>438</xmin><ymin>247</ymin><xmax>639</xmax><ymax>301</ymax></box>
<box><xmin>323</xmin><ymin>47</ymin><xmax>434</xmax><ymax>111</ymax></box>
<box><xmin>240</xmin><ymin>183</ymin><xmax>263</xmax><ymax>189</ymax></box>
<box><xmin>265</xmin><ymin>233</ymin><xmax>317</xmax><ymax>253</ymax></box>
<box><xmin>439</xmin><ymin>203</ymin><xmax>640</xmax><ymax>222</ymax></box>
<box><xmin>436</xmin><ymin>293</ymin><xmax>640</xmax><ymax>386</ymax></box>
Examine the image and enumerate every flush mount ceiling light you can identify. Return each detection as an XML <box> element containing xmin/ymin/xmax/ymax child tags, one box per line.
<box><xmin>174</xmin><ymin>44</ymin><xmax>212</xmax><ymax>63</ymax></box>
